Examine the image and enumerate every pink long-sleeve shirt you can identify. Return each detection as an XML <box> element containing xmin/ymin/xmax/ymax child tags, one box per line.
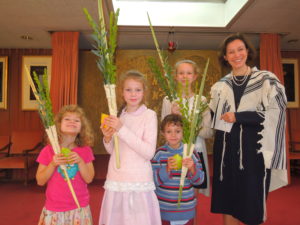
<box><xmin>103</xmin><ymin>105</ymin><xmax>157</xmax><ymax>183</ymax></box>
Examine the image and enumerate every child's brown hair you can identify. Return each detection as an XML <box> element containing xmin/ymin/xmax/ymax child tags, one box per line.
<box><xmin>55</xmin><ymin>104</ymin><xmax>94</xmax><ymax>147</ymax></box>
<box><xmin>161</xmin><ymin>114</ymin><xmax>183</xmax><ymax>132</ymax></box>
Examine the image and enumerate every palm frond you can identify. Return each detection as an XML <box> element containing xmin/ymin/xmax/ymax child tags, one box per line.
<box><xmin>32</xmin><ymin>70</ymin><xmax>54</xmax><ymax>129</ymax></box>
<box><xmin>147</xmin><ymin>13</ymin><xmax>177</xmax><ymax>102</ymax></box>
<box><xmin>83</xmin><ymin>1</ymin><xmax>119</xmax><ymax>84</ymax></box>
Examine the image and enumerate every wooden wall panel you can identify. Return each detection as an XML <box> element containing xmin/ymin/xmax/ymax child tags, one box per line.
<box><xmin>282</xmin><ymin>51</ymin><xmax>300</xmax><ymax>142</ymax></box>
<box><xmin>78</xmin><ymin>51</ymin><xmax>107</xmax><ymax>155</ymax></box>
<box><xmin>0</xmin><ymin>49</ymin><xmax>51</xmax><ymax>136</ymax></box>
<box><xmin>78</xmin><ymin>50</ymin><xmax>222</xmax><ymax>154</ymax></box>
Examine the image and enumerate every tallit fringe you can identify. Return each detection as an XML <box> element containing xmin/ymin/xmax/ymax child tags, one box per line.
<box><xmin>220</xmin><ymin>132</ymin><xmax>226</xmax><ymax>181</ymax></box>
<box><xmin>257</xmin><ymin>121</ymin><xmax>265</xmax><ymax>154</ymax></box>
<box><xmin>239</xmin><ymin>125</ymin><xmax>244</xmax><ymax>170</ymax></box>
<box><xmin>263</xmin><ymin>168</ymin><xmax>267</xmax><ymax>222</ymax></box>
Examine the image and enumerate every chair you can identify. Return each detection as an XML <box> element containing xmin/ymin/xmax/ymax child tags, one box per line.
<box><xmin>0</xmin><ymin>135</ymin><xmax>11</xmax><ymax>178</ymax></box>
<box><xmin>0</xmin><ymin>136</ymin><xmax>11</xmax><ymax>158</ymax></box>
<box><xmin>289</xmin><ymin>130</ymin><xmax>300</xmax><ymax>175</ymax></box>
<box><xmin>287</xmin><ymin>110</ymin><xmax>300</xmax><ymax>180</ymax></box>
<box><xmin>0</xmin><ymin>131</ymin><xmax>44</xmax><ymax>185</ymax></box>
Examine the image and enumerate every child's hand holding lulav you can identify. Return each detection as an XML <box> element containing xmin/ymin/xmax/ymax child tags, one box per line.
<box><xmin>167</xmin><ymin>156</ymin><xmax>178</xmax><ymax>172</ymax></box>
<box><xmin>182</xmin><ymin>157</ymin><xmax>195</xmax><ymax>175</ymax></box>
<box><xmin>67</xmin><ymin>152</ymin><xmax>83</xmax><ymax>164</ymax></box>
<box><xmin>101</xmin><ymin>123</ymin><xmax>116</xmax><ymax>143</ymax></box>
<box><xmin>171</xmin><ymin>102</ymin><xmax>181</xmax><ymax>115</ymax></box>
<box><xmin>51</xmin><ymin>154</ymin><xmax>68</xmax><ymax>167</ymax></box>
<box><xmin>104</xmin><ymin>115</ymin><xmax>123</xmax><ymax>131</ymax></box>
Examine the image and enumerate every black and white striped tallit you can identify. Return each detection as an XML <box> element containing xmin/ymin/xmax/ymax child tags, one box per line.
<box><xmin>209</xmin><ymin>67</ymin><xmax>288</xmax><ymax>192</ymax></box>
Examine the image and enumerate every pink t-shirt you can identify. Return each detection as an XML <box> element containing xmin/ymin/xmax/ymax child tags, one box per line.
<box><xmin>37</xmin><ymin>145</ymin><xmax>95</xmax><ymax>212</ymax></box>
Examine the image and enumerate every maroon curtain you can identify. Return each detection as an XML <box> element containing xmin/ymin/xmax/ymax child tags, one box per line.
<box><xmin>260</xmin><ymin>33</ymin><xmax>284</xmax><ymax>81</ymax></box>
<box><xmin>50</xmin><ymin>32</ymin><xmax>79</xmax><ymax>114</ymax></box>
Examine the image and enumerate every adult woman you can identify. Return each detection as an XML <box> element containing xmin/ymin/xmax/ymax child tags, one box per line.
<box><xmin>209</xmin><ymin>33</ymin><xmax>287</xmax><ymax>225</ymax></box>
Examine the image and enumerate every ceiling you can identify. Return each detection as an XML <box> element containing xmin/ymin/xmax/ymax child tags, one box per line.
<box><xmin>0</xmin><ymin>0</ymin><xmax>300</xmax><ymax>51</ymax></box>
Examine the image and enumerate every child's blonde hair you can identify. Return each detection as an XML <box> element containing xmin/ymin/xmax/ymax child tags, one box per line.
<box><xmin>118</xmin><ymin>70</ymin><xmax>148</xmax><ymax>115</ymax></box>
<box><xmin>174</xmin><ymin>59</ymin><xmax>200</xmax><ymax>75</ymax></box>
<box><xmin>55</xmin><ymin>104</ymin><xmax>94</xmax><ymax>147</ymax></box>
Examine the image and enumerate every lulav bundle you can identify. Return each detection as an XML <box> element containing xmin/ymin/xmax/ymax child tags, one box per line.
<box><xmin>25</xmin><ymin>68</ymin><xmax>80</xmax><ymax>208</ymax></box>
<box><xmin>83</xmin><ymin>6</ymin><xmax>119</xmax><ymax>84</ymax></box>
<box><xmin>83</xmin><ymin>0</ymin><xmax>121</xmax><ymax>168</ymax></box>
<box><xmin>177</xmin><ymin>58</ymin><xmax>210</xmax><ymax>207</ymax></box>
<box><xmin>147</xmin><ymin>13</ymin><xmax>177</xmax><ymax>102</ymax></box>
<box><xmin>31</xmin><ymin>70</ymin><xmax>54</xmax><ymax>127</ymax></box>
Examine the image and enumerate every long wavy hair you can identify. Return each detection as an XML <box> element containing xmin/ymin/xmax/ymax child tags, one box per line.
<box><xmin>55</xmin><ymin>104</ymin><xmax>94</xmax><ymax>147</ymax></box>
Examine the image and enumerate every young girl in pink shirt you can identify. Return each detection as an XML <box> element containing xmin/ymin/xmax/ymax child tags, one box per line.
<box><xmin>36</xmin><ymin>105</ymin><xmax>95</xmax><ymax>225</ymax></box>
<box><xmin>100</xmin><ymin>70</ymin><xmax>161</xmax><ymax>225</ymax></box>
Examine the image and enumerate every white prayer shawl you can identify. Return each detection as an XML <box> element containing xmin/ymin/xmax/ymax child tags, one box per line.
<box><xmin>209</xmin><ymin>67</ymin><xmax>288</xmax><ymax>192</ymax></box>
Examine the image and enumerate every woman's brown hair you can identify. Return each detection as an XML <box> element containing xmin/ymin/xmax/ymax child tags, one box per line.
<box><xmin>219</xmin><ymin>33</ymin><xmax>257</xmax><ymax>68</ymax></box>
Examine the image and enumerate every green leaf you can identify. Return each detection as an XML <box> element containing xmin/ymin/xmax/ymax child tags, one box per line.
<box><xmin>83</xmin><ymin>2</ymin><xmax>119</xmax><ymax>85</ymax></box>
<box><xmin>32</xmin><ymin>70</ymin><xmax>54</xmax><ymax>128</ymax></box>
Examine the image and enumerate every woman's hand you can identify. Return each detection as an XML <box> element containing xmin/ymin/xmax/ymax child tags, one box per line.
<box><xmin>171</xmin><ymin>102</ymin><xmax>181</xmax><ymax>115</ymax></box>
<box><xmin>182</xmin><ymin>157</ymin><xmax>195</xmax><ymax>175</ymax></box>
<box><xmin>167</xmin><ymin>156</ymin><xmax>177</xmax><ymax>172</ymax></box>
<box><xmin>220</xmin><ymin>112</ymin><xmax>236</xmax><ymax>123</ymax></box>
<box><xmin>103</xmin><ymin>115</ymin><xmax>123</xmax><ymax>131</ymax></box>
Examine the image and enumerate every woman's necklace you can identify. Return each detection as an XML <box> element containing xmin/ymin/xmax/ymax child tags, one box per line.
<box><xmin>231</xmin><ymin>66</ymin><xmax>250</xmax><ymax>86</ymax></box>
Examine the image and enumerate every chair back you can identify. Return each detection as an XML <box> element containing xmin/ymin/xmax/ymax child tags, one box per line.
<box><xmin>0</xmin><ymin>136</ymin><xmax>10</xmax><ymax>148</ymax></box>
<box><xmin>10</xmin><ymin>131</ymin><xmax>43</xmax><ymax>154</ymax></box>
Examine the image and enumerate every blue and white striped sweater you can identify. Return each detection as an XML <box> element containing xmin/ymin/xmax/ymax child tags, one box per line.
<box><xmin>151</xmin><ymin>143</ymin><xmax>205</xmax><ymax>221</ymax></box>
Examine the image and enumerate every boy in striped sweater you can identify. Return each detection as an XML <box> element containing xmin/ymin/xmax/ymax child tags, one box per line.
<box><xmin>151</xmin><ymin>114</ymin><xmax>205</xmax><ymax>225</ymax></box>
